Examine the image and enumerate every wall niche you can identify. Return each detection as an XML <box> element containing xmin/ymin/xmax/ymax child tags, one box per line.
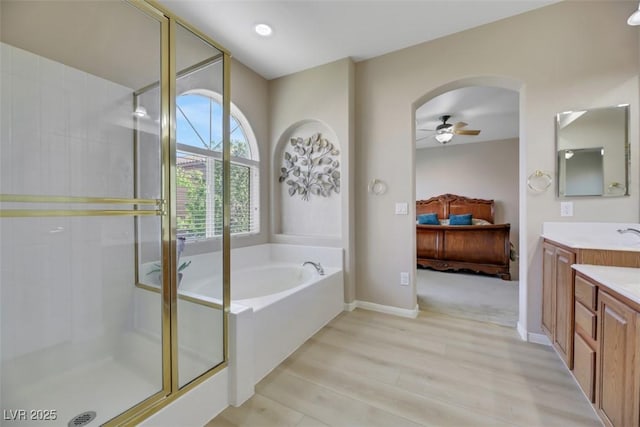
<box><xmin>273</xmin><ymin>120</ymin><xmax>341</xmax><ymax>239</ymax></box>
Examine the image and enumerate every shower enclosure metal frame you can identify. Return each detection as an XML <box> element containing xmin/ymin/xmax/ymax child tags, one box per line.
<box><xmin>0</xmin><ymin>0</ymin><xmax>231</xmax><ymax>424</ymax></box>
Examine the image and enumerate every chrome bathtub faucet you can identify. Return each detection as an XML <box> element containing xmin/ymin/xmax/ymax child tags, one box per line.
<box><xmin>617</xmin><ymin>227</ymin><xmax>640</xmax><ymax>237</ymax></box>
<box><xmin>303</xmin><ymin>261</ymin><xmax>325</xmax><ymax>275</ymax></box>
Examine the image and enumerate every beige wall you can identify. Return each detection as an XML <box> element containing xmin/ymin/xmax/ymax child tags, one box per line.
<box><xmin>355</xmin><ymin>1</ymin><xmax>639</xmax><ymax>334</ymax></box>
<box><xmin>229</xmin><ymin>58</ymin><xmax>270</xmax><ymax>248</ymax></box>
<box><xmin>269</xmin><ymin>58</ymin><xmax>356</xmax><ymax>303</ymax></box>
<box><xmin>416</xmin><ymin>138</ymin><xmax>520</xmax><ymax>279</ymax></box>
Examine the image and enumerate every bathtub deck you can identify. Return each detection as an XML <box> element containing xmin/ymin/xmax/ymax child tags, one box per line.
<box><xmin>206</xmin><ymin>308</ymin><xmax>601</xmax><ymax>427</ymax></box>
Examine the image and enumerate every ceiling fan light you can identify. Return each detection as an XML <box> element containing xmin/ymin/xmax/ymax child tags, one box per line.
<box><xmin>435</xmin><ymin>131</ymin><xmax>454</xmax><ymax>144</ymax></box>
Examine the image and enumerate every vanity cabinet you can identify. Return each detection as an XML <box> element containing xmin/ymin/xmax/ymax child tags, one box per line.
<box><xmin>570</xmin><ymin>270</ymin><xmax>640</xmax><ymax>427</ymax></box>
<box><xmin>542</xmin><ymin>238</ymin><xmax>640</xmax><ymax>369</ymax></box>
<box><xmin>542</xmin><ymin>240</ymin><xmax>576</xmax><ymax>368</ymax></box>
<box><xmin>597</xmin><ymin>290</ymin><xmax>639</xmax><ymax>427</ymax></box>
<box><xmin>542</xmin><ymin>226</ymin><xmax>640</xmax><ymax>427</ymax></box>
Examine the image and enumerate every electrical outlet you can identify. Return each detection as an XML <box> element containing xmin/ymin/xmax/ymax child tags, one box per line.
<box><xmin>400</xmin><ymin>272</ymin><xmax>409</xmax><ymax>286</ymax></box>
<box><xmin>560</xmin><ymin>201</ymin><xmax>573</xmax><ymax>217</ymax></box>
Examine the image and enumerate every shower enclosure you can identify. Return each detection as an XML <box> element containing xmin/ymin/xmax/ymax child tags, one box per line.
<box><xmin>0</xmin><ymin>1</ymin><xmax>230</xmax><ymax>425</ymax></box>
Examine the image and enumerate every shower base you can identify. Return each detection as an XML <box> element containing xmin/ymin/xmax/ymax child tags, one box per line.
<box><xmin>3</xmin><ymin>356</ymin><xmax>157</xmax><ymax>426</ymax></box>
<box><xmin>2</xmin><ymin>330</ymin><xmax>215</xmax><ymax>427</ymax></box>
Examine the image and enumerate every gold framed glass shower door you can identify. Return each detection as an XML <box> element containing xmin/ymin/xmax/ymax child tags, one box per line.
<box><xmin>0</xmin><ymin>1</ymin><xmax>169</xmax><ymax>425</ymax></box>
<box><xmin>0</xmin><ymin>1</ymin><xmax>230</xmax><ymax>424</ymax></box>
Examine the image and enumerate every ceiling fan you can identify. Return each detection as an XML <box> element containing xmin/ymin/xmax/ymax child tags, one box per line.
<box><xmin>418</xmin><ymin>114</ymin><xmax>481</xmax><ymax>144</ymax></box>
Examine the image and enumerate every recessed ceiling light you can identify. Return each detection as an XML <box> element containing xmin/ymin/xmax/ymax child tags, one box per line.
<box><xmin>254</xmin><ymin>23</ymin><xmax>273</xmax><ymax>37</ymax></box>
<box><xmin>133</xmin><ymin>106</ymin><xmax>148</xmax><ymax>118</ymax></box>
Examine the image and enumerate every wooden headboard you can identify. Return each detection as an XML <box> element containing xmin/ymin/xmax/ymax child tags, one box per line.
<box><xmin>416</xmin><ymin>194</ymin><xmax>495</xmax><ymax>223</ymax></box>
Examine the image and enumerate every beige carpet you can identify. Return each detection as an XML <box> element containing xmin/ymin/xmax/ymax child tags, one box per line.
<box><xmin>416</xmin><ymin>268</ymin><xmax>519</xmax><ymax>327</ymax></box>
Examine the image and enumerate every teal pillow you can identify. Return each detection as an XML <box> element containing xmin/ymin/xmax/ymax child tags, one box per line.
<box><xmin>418</xmin><ymin>213</ymin><xmax>439</xmax><ymax>225</ymax></box>
<box><xmin>449</xmin><ymin>213</ymin><xmax>472</xmax><ymax>225</ymax></box>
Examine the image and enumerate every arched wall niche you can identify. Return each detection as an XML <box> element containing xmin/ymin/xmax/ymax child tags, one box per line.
<box><xmin>272</xmin><ymin>119</ymin><xmax>342</xmax><ymax>240</ymax></box>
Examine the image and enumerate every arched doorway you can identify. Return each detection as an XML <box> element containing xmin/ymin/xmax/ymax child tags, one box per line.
<box><xmin>411</xmin><ymin>76</ymin><xmax>527</xmax><ymax>336</ymax></box>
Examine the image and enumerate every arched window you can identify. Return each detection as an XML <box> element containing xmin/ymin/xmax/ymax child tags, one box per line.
<box><xmin>175</xmin><ymin>92</ymin><xmax>259</xmax><ymax>240</ymax></box>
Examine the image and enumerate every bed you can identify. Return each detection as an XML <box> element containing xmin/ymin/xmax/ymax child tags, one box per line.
<box><xmin>416</xmin><ymin>194</ymin><xmax>511</xmax><ymax>280</ymax></box>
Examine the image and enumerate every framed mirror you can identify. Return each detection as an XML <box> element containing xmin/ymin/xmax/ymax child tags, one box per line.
<box><xmin>556</xmin><ymin>105</ymin><xmax>629</xmax><ymax>197</ymax></box>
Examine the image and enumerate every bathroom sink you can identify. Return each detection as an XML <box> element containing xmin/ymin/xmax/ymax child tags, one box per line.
<box><xmin>542</xmin><ymin>222</ymin><xmax>640</xmax><ymax>251</ymax></box>
<box><xmin>616</xmin><ymin>229</ymin><xmax>640</xmax><ymax>246</ymax></box>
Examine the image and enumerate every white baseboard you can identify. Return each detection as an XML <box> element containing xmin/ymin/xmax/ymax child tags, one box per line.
<box><xmin>516</xmin><ymin>321</ymin><xmax>551</xmax><ymax>345</ymax></box>
<box><xmin>528</xmin><ymin>332</ymin><xmax>551</xmax><ymax>346</ymax></box>
<box><xmin>516</xmin><ymin>321</ymin><xmax>527</xmax><ymax>341</ymax></box>
<box><xmin>343</xmin><ymin>301</ymin><xmax>357</xmax><ymax>312</ymax></box>
<box><xmin>348</xmin><ymin>300</ymin><xmax>419</xmax><ymax>318</ymax></box>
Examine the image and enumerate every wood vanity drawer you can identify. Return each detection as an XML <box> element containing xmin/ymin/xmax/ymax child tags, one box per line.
<box><xmin>575</xmin><ymin>275</ymin><xmax>597</xmax><ymax>310</ymax></box>
<box><xmin>573</xmin><ymin>332</ymin><xmax>596</xmax><ymax>402</ymax></box>
<box><xmin>575</xmin><ymin>301</ymin><xmax>596</xmax><ymax>340</ymax></box>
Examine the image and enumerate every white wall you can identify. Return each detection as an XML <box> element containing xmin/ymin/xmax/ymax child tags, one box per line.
<box><xmin>354</xmin><ymin>1</ymin><xmax>639</xmax><ymax>334</ymax></box>
<box><xmin>269</xmin><ymin>58</ymin><xmax>357</xmax><ymax>303</ymax></box>
<box><xmin>415</xmin><ymin>138</ymin><xmax>519</xmax><ymax>279</ymax></box>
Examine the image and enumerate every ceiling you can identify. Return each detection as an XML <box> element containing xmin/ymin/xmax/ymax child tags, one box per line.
<box><xmin>158</xmin><ymin>0</ymin><xmax>557</xmax><ymax>80</ymax></box>
<box><xmin>415</xmin><ymin>86</ymin><xmax>519</xmax><ymax>149</ymax></box>
<box><xmin>156</xmin><ymin>1</ymin><xmax>543</xmax><ymax>150</ymax></box>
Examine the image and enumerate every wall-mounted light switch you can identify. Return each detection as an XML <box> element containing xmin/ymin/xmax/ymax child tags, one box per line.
<box><xmin>560</xmin><ymin>201</ymin><xmax>573</xmax><ymax>217</ymax></box>
<box><xmin>400</xmin><ymin>272</ymin><xmax>409</xmax><ymax>286</ymax></box>
<box><xmin>395</xmin><ymin>202</ymin><xmax>408</xmax><ymax>215</ymax></box>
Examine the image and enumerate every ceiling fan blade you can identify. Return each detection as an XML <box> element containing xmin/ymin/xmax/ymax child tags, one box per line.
<box><xmin>417</xmin><ymin>128</ymin><xmax>436</xmax><ymax>132</ymax></box>
<box><xmin>453</xmin><ymin>121</ymin><xmax>468</xmax><ymax>129</ymax></box>
<box><xmin>454</xmin><ymin>129</ymin><xmax>481</xmax><ymax>136</ymax></box>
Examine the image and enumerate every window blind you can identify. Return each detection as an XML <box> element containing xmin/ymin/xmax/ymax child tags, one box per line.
<box><xmin>176</xmin><ymin>148</ymin><xmax>259</xmax><ymax>241</ymax></box>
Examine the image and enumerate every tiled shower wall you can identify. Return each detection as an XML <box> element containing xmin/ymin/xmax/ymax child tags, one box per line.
<box><xmin>0</xmin><ymin>42</ymin><xmax>139</xmax><ymax>366</ymax></box>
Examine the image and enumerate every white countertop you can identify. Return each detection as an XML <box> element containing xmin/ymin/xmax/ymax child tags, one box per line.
<box><xmin>573</xmin><ymin>264</ymin><xmax>640</xmax><ymax>305</ymax></box>
<box><xmin>542</xmin><ymin>222</ymin><xmax>640</xmax><ymax>252</ymax></box>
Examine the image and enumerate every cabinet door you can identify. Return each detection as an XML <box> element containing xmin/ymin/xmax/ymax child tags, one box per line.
<box><xmin>574</xmin><ymin>332</ymin><xmax>596</xmax><ymax>402</ymax></box>
<box><xmin>598</xmin><ymin>291</ymin><xmax>639</xmax><ymax>427</ymax></box>
<box><xmin>542</xmin><ymin>242</ymin><xmax>556</xmax><ymax>337</ymax></box>
<box><xmin>554</xmin><ymin>246</ymin><xmax>575</xmax><ymax>368</ymax></box>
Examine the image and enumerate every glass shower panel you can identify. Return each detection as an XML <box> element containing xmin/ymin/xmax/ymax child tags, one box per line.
<box><xmin>174</xmin><ymin>23</ymin><xmax>225</xmax><ymax>388</ymax></box>
<box><xmin>1</xmin><ymin>2</ymin><xmax>165</xmax><ymax>425</ymax></box>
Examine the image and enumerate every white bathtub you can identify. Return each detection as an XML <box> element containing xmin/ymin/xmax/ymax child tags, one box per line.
<box><xmin>181</xmin><ymin>263</ymin><xmax>331</xmax><ymax>310</ymax></box>
<box><xmin>232</xmin><ymin>265</ymin><xmax>315</xmax><ymax>301</ymax></box>
<box><xmin>136</xmin><ymin>244</ymin><xmax>344</xmax><ymax>406</ymax></box>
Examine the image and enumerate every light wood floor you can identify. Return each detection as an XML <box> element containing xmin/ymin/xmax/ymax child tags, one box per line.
<box><xmin>206</xmin><ymin>309</ymin><xmax>602</xmax><ymax>427</ymax></box>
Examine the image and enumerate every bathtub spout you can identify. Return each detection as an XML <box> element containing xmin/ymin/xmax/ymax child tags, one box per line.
<box><xmin>303</xmin><ymin>261</ymin><xmax>325</xmax><ymax>275</ymax></box>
